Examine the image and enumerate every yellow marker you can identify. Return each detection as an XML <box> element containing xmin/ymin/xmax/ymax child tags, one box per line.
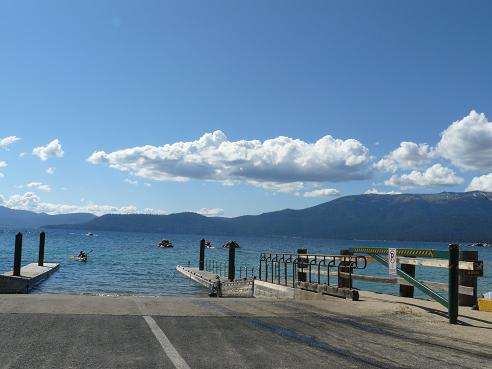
<box><xmin>478</xmin><ymin>299</ymin><xmax>492</xmax><ymax>312</ymax></box>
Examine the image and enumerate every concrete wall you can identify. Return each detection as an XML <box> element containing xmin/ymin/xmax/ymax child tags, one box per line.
<box><xmin>0</xmin><ymin>275</ymin><xmax>29</xmax><ymax>294</ymax></box>
<box><xmin>253</xmin><ymin>280</ymin><xmax>295</xmax><ymax>299</ymax></box>
<box><xmin>221</xmin><ymin>280</ymin><xmax>254</xmax><ymax>298</ymax></box>
<box><xmin>253</xmin><ymin>280</ymin><xmax>350</xmax><ymax>302</ymax></box>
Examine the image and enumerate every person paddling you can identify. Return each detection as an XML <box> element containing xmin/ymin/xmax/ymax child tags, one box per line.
<box><xmin>78</xmin><ymin>250</ymin><xmax>87</xmax><ymax>259</ymax></box>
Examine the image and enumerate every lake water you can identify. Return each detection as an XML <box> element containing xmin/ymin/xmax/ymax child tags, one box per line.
<box><xmin>0</xmin><ymin>228</ymin><xmax>490</xmax><ymax>298</ymax></box>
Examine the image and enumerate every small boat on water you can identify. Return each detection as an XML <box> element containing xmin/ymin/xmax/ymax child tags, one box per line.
<box><xmin>205</xmin><ymin>241</ymin><xmax>213</xmax><ymax>248</ymax></box>
<box><xmin>158</xmin><ymin>239</ymin><xmax>173</xmax><ymax>248</ymax></box>
<box><xmin>86</xmin><ymin>232</ymin><xmax>94</xmax><ymax>237</ymax></box>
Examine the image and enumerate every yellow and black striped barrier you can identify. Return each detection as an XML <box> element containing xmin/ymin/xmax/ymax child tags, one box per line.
<box><xmin>350</xmin><ymin>247</ymin><xmax>448</xmax><ymax>259</ymax></box>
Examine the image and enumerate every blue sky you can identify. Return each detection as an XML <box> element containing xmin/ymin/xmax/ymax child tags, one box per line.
<box><xmin>1</xmin><ymin>0</ymin><xmax>492</xmax><ymax>217</ymax></box>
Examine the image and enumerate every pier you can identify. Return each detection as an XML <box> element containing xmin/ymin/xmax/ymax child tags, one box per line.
<box><xmin>0</xmin><ymin>232</ymin><xmax>59</xmax><ymax>294</ymax></box>
<box><xmin>0</xmin><ymin>262</ymin><xmax>59</xmax><ymax>293</ymax></box>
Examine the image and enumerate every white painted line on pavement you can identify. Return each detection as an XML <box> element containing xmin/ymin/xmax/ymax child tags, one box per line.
<box><xmin>133</xmin><ymin>297</ymin><xmax>191</xmax><ymax>369</ymax></box>
<box><xmin>143</xmin><ymin>315</ymin><xmax>191</xmax><ymax>369</ymax></box>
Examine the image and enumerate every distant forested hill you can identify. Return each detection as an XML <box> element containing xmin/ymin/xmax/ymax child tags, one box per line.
<box><xmin>44</xmin><ymin>191</ymin><xmax>492</xmax><ymax>242</ymax></box>
<box><xmin>0</xmin><ymin>206</ymin><xmax>96</xmax><ymax>228</ymax></box>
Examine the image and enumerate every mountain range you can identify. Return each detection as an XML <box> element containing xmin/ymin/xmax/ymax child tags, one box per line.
<box><xmin>34</xmin><ymin>191</ymin><xmax>492</xmax><ymax>242</ymax></box>
<box><xmin>0</xmin><ymin>206</ymin><xmax>96</xmax><ymax>228</ymax></box>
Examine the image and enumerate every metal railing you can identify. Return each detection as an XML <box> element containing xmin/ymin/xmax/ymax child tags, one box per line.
<box><xmin>204</xmin><ymin>259</ymin><xmax>257</xmax><ymax>279</ymax></box>
<box><xmin>258</xmin><ymin>252</ymin><xmax>367</xmax><ymax>288</ymax></box>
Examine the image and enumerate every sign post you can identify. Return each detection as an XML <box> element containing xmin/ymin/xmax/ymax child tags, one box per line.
<box><xmin>388</xmin><ymin>248</ymin><xmax>397</xmax><ymax>275</ymax></box>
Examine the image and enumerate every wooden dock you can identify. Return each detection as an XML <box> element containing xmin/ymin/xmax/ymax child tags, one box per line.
<box><xmin>0</xmin><ymin>262</ymin><xmax>59</xmax><ymax>293</ymax></box>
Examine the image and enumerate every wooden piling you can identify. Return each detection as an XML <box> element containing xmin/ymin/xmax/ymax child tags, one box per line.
<box><xmin>13</xmin><ymin>233</ymin><xmax>23</xmax><ymax>277</ymax></box>
<box><xmin>400</xmin><ymin>256</ymin><xmax>415</xmax><ymax>298</ymax></box>
<box><xmin>38</xmin><ymin>232</ymin><xmax>46</xmax><ymax>267</ymax></box>
<box><xmin>339</xmin><ymin>249</ymin><xmax>353</xmax><ymax>288</ymax></box>
<box><xmin>228</xmin><ymin>242</ymin><xmax>237</xmax><ymax>281</ymax></box>
<box><xmin>199</xmin><ymin>239</ymin><xmax>205</xmax><ymax>271</ymax></box>
<box><xmin>458</xmin><ymin>250</ymin><xmax>478</xmax><ymax>307</ymax></box>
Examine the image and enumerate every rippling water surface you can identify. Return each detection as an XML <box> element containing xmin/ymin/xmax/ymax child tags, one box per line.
<box><xmin>0</xmin><ymin>228</ymin><xmax>490</xmax><ymax>297</ymax></box>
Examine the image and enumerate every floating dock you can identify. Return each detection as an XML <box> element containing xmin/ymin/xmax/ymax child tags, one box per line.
<box><xmin>177</xmin><ymin>265</ymin><xmax>254</xmax><ymax>297</ymax></box>
<box><xmin>0</xmin><ymin>263</ymin><xmax>59</xmax><ymax>293</ymax></box>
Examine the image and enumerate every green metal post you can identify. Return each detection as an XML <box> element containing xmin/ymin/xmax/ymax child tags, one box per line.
<box><xmin>448</xmin><ymin>244</ymin><xmax>459</xmax><ymax>324</ymax></box>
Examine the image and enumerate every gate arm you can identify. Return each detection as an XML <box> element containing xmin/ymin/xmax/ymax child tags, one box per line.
<box><xmin>371</xmin><ymin>253</ymin><xmax>449</xmax><ymax>308</ymax></box>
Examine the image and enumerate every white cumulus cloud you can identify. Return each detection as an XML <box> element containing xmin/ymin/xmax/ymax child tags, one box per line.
<box><xmin>0</xmin><ymin>136</ymin><xmax>20</xmax><ymax>149</ymax></box>
<box><xmin>46</xmin><ymin>167</ymin><xmax>55</xmax><ymax>175</ymax></box>
<box><xmin>32</xmin><ymin>139</ymin><xmax>64</xmax><ymax>160</ymax></box>
<box><xmin>87</xmin><ymin>131</ymin><xmax>371</xmax><ymax>190</ymax></box>
<box><xmin>374</xmin><ymin>142</ymin><xmax>434</xmax><ymax>172</ymax></box>
<box><xmin>124</xmin><ymin>178</ymin><xmax>138</xmax><ymax>185</ymax></box>
<box><xmin>437</xmin><ymin>111</ymin><xmax>492</xmax><ymax>171</ymax></box>
<box><xmin>250</xmin><ymin>181</ymin><xmax>305</xmax><ymax>193</ymax></box>
<box><xmin>196</xmin><ymin>208</ymin><xmax>224</xmax><ymax>217</ymax></box>
<box><xmin>303</xmin><ymin>188</ymin><xmax>340</xmax><ymax>198</ymax></box>
<box><xmin>0</xmin><ymin>161</ymin><xmax>7</xmax><ymax>178</ymax></box>
<box><xmin>385</xmin><ymin>164</ymin><xmax>463</xmax><ymax>189</ymax></box>
<box><xmin>364</xmin><ymin>188</ymin><xmax>402</xmax><ymax>195</ymax></box>
<box><xmin>466</xmin><ymin>173</ymin><xmax>492</xmax><ymax>192</ymax></box>
<box><xmin>0</xmin><ymin>192</ymin><xmax>166</xmax><ymax>216</ymax></box>
<box><xmin>142</xmin><ymin>208</ymin><xmax>167</xmax><ymax>215</ymax></box>
<box><xmin>26</xmin><ymin>182</ymin><xmax>52</xmax><ymax>192</ymax></box>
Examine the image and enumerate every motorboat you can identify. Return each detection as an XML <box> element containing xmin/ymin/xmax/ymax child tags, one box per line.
<box><xmin>159</xmin><ymin>239</ymin><xmax>173</xmax><ymax>248</ymax></box>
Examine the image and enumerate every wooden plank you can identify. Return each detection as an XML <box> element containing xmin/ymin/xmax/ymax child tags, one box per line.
<box><xmin>303</xmin><ymin>269</ymin><xmax>474</xmax><ymax>296</ymax></box>
<box><xmin>293</xmin><ymin>256</ymin><xmax>480</xmax><ymax>270</ymax></box>
<box><xmin>397</xmin><ymin>257</ymin><xmax>478</xmax><ymax>270</ymax></box>
<box><xmin>364</xmin><ymin>256</ymin><xmax>479</xmax><ymax>270</ymax></box>
<box><xmin>339</xmin><ymin>272</ymin><xmax>474</xmax><ymax>296</ymax></box>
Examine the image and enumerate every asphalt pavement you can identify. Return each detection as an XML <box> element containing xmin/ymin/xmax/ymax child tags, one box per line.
<box><xmin>0</xmin><ymin>293</ymin><xmax>491</xmax><ymax>369</ymax></box>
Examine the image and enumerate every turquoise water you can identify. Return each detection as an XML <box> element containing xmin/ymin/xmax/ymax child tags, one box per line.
<box><xmin>0</xmin><ymin>228</ymin><xmax>490</xmax><ymax>297</ymax></box>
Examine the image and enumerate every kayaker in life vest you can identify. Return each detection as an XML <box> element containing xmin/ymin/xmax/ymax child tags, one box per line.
<box><xmin>78</xmin><ymin>250</ymin><xmax>87</xmax><ymax>259</ymax></box>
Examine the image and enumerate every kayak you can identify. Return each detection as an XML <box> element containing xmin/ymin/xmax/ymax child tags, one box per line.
<box><xmin>70</xmin><ymin>253</ymin><xmax>91</xmax><ymax>262</ymax></box>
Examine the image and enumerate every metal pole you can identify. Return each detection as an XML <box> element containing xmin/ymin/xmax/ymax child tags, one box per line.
<box><xmin>228</xmin><ymin>242</ymin><xmax>236</xmax><ymax>281</ymax></box>
<box><xmin>449</xmin><ymin>244</ymin><xmax>459</xmax><ymax>324</ymax></box>
<box><xmin>38</xmin><ymin>232</ymin><xmax>46</xmax><ymax>266</ymax></box>
<box><xmin>297</xmin><ymin>249</ymin><xmax>307</xmax><ymax>282</ymax></box>
<box><xmin>13</xmin><ymin>233</ymin><xmax>23</xmax><ymax>276</ymax></box>
<box><xmin>199</xmin><ymin>239</ymin><xmax>205</xmax><ymax>271</ymax></box>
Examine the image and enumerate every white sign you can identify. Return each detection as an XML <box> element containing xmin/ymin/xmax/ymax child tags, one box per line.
<box><xmin>388</xmin><ymin>248</ymin><xmax>397</xmax><ymax>275</ymax></box>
